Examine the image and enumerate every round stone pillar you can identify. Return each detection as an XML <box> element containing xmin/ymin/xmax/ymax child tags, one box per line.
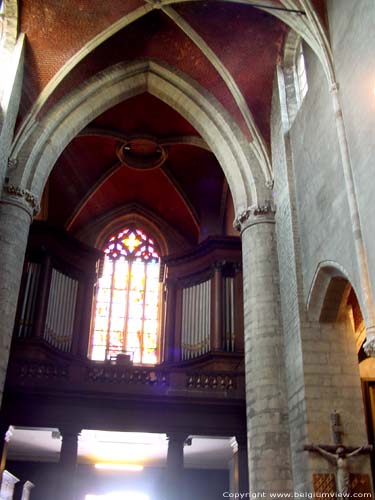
<box><xmin>235</xmin><ymin>203</ymin><xmax>292</xmax><ymax>496</ymax></box>
<box><xmin>229</xmin><ymin>435</ymin><xmax>249</xmax><ymax>494</ymax></box>
<box><xmin>57</xmin><ymin>427</ymin><xmax>81</xmax><ymax>500</ymax></box>
<box><xmin>0</xmin><ymin>425</ymin><xmax>14</xmax><ymax>484</ymax></box>
<box><xmin>165</xmin><ymin>432</ymin><xmax>187</xmax><ymax>500</ymax></box>
<box><xmin>0</xmin><ymin>186</ymin><xmax>37</xmax><ymax>408</ymax></box>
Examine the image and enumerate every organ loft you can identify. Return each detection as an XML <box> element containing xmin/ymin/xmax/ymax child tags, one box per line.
<box><xmin>0</xmin><ymin>1</ymin><xmax>374</xmax><ymax>499</ymax></box>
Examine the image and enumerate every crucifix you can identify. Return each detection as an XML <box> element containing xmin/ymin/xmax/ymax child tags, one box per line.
<box><xmin>304</xmin><ymin>411</ymin><xmax>373</xmax><ymax>495</ymax></box>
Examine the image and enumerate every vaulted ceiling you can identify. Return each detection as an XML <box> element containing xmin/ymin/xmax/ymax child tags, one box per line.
<box><xmin>18</xmin><ymin>0</ymin><xmax>327</xmax><ymax>249</ymax></box>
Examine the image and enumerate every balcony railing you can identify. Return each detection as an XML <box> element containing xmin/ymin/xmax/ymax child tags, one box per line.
<box><xmin>9</xmin><ymin>225</ymin><xmax>245</xmax><ymax>403</ymax></box>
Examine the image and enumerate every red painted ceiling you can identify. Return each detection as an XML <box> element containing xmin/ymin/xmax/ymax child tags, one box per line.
<box><xmin>35</xmin><ymin>10</ymin><xmax>251</xmax><ymax>139</ymax></box>
<box><xmin>19</xmin><ymin>1</ymin><xmax>326</xmax><ymax>247</ymax></box>
<box><xmin>68</xmin><ymin>163</ymin><xmax>200</xmax><ymax>241</ymax></box>
<box><xmin>91</xmin><ymin>93</ymin><xmax>199</xmax><ymax>139</ymax></box>
<box><xmin>20</xmin><ymin>0</ymin><xmax>144</xmax><ymax>106</ymax></box>
<box><xmin>48</xmin><ymin>94</ymin><xmax>223</xmax><ymax>244</ymax></box>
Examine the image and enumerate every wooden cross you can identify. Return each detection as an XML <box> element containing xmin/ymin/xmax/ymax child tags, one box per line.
<box><xmin>304</xmin><ymin>411</ymin><xmax>373</xmax><ymax>495</ymax></box>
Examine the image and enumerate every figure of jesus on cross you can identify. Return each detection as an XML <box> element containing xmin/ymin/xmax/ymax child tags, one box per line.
<box><xmin>304</xmin><ymin>411</ymin><xmax>373</xmax><ymax>495</ymax></box>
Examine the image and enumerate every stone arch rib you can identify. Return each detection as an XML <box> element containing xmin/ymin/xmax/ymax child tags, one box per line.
<box><xmin>10</xmin><ymin>59</ymin><xmax>262</xmax><ymax>213</ymax></box>
<box><xmin>307</xmin><ymin>261</ymin><xmax>356</xmax><ymax>323</ymax></box>
<box><xmin>13</xmin><ymin>0</ymin><xmax>336</xmax><ymax>164</ymax></box>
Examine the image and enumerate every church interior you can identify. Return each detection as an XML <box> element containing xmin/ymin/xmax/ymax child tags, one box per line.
<box><xmin>0</xmin><ymin>1</ymin><xmax>374</xmax><ymax>499</ymax></box>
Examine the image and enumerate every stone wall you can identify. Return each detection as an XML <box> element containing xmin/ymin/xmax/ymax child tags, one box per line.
<box><xmin>327</xmin><ymin>0</ymin><xmax>375</xmax><ymax>301</ymax></box>
<box><xmin>272</xmin><ymin>70</ymin><xmax>311</xmax><ymax>491</ymax></box>
<box><xmin>287</xmin><ymin>0</ymin><xmax>375</xmax><ymax>315</ymax></box>
<box><xmin>289</xmin><ymin>43</ymin><xmax>356</xmax><ymax>302</ymax></box>
<box><xmin>272</xmin><ymin>1</ymin><xmax>374</xmax><ymax>490</ymax></box>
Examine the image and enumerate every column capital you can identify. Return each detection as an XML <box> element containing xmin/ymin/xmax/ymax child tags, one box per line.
<box><xmin>167</xmin><ymin>431</ymin><xmax>190</xmax><ymax>444</ymax></box>
<box><xmin>21</xmin><ymin>480</ymin><xmax>35</xmax><ymax>500</ymax></box>
<box><xmin>233</xmin><ymin>200</ymin><xmax>276</xmax><ymax>233</ymax></box>
<box><xmin>229</xmin><ymin>435</ymin><xmax>247</xmax><ymax>453</ymax></box>
<box><xmin>2</xmin><ymin>183</ymin><xmax>40</xmax><ymax>218</ymax></box>
<box><xmin>58</xmin><ymin>426</ymin><xmax>82</xmax><ymax>438</ymax></box>
<box><xmin>229</xmin><ymin>437</ymin><xmax>239</xmax><ymax>453</ymax></box>
<box><xmin>4</xmin><ymin>426</ymin><xmax>14</xmax><ymax>443</ymax></box>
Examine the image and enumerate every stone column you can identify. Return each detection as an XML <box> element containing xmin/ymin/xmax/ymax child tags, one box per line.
<box><xmin>0</xmin><ymin>185</ymin><xmax>37</xmax><ymax>408</ymax></box>
<box><xmin>235</xmin><ymin>203</ymin><xmax>292</xmax><ymax>496</ymax></box>
<box><xmin>57</xmin><ymin>427</ymin><xmax>81</xmax><ymax>500</ymax></box>
<box><xmin>0</xmin><ymin>426</ymin><xmax>14</xmax><ymax>484</ymax></box>
<box><xmin>229</xmin><ymin>436</ymin><xmax>249</xmax><ymax>494</ymax></box>
<box><xmin>165</xmin><ymin>432</ymin><xmax>187</xmax><ymax>500</ymax></box>
<box><xmin>21</xmin><ymin>481</ymin><xmax>34</xmax><ymax>500</ymax></box>
<box><xmin>0</xmin><ymin>470</ymin><xmax>19</xmax><ymax>500</ymax></box>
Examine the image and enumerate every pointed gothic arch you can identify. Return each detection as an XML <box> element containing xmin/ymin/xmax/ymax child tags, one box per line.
<box><xmin>307</xmin><ymin>261</ymin><xmax>357</xmax><ymax>323</ymax></box>
<box><xmin>9</xmin><ymin>59</ymin><xmax>266</xmax><ymax>215</ymax></box>
<box><xmin>13</xmin><ymin>0</ymin><xmax>336</xmax><ymax>153</ymax></box>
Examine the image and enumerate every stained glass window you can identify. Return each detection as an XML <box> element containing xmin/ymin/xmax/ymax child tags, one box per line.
<box><xmin>91</xmin><ymin>228</ymin><xmax>160</xmax><ymax>364</ymax></box>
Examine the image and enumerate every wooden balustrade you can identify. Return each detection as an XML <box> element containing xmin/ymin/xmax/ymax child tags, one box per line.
<box><xmin>11</xmin><ymin>227</ymin><xmax>244</xmax><ymax>407</ymax></box>
<box><xmin>7</xmin><ymin>356</ymin><xmax>244</xmax><ymax>399</ymax></box>
<box><xmin>14</xmin><ymin>227</ymin><xmax>244</xmax><ymax>368</ymax></box>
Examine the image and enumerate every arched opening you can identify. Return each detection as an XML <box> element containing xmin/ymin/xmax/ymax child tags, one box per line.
<box><xmin>306</xmin><ymin>263</ymin><xmax>374</xmax><ymax>490</ymax></box>
<box><xmin>3</xmin><ymin>55</ymin><xmax>249</xmax><ymax>499</ymax></box>
<box><xmin>10</xmin><ymin>60</ymin><xmax>259</xmax><ymax>211</ymax></box>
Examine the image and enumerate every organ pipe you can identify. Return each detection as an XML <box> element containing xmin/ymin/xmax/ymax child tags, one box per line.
<box><xmin>17</xmin><ymin>262</ymin><xmax>41</xmax><ymax>338</ymax></box>
<box><xmin>44</xmin><ymin>269</ymin><xmax>78</xmax><ymax>352</ymax></box>
<box><xmin>181</xmin><ymin>279</ymin><xmax>211</xmax><ymax>360</ymax></box>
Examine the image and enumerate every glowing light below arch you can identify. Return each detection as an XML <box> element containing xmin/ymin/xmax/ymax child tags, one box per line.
<box><xmin>94</xmin><ymin>463</ymin><xmax>144</xmax><ymax>471</ymax></box>
<box><xmin>85</xmin><ymin>492</ymin><xmax>150</xmax><ymax>500</ymax></box>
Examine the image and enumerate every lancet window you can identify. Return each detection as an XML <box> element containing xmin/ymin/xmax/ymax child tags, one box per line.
<box><xmin>90</xmin><ymin>228</ymin><xmax>160</xmax><ymax>365</ymax></box>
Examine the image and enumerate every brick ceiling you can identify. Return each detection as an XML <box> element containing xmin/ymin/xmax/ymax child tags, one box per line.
<box><xmin>19</xmin><ymin>0</ymin><xmax>327</xmax><ymax>246</ymax></box>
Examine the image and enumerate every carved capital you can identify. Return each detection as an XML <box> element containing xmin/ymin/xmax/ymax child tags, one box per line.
<box><xmin>2</xmin><ymin>184</ymin><xmax>40</xmax><ymax>216</ymax></box>
<box><xmin>233</xmin><ymin>200</ymin><xmax>276</xmax><ymax>232</ymax></box>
